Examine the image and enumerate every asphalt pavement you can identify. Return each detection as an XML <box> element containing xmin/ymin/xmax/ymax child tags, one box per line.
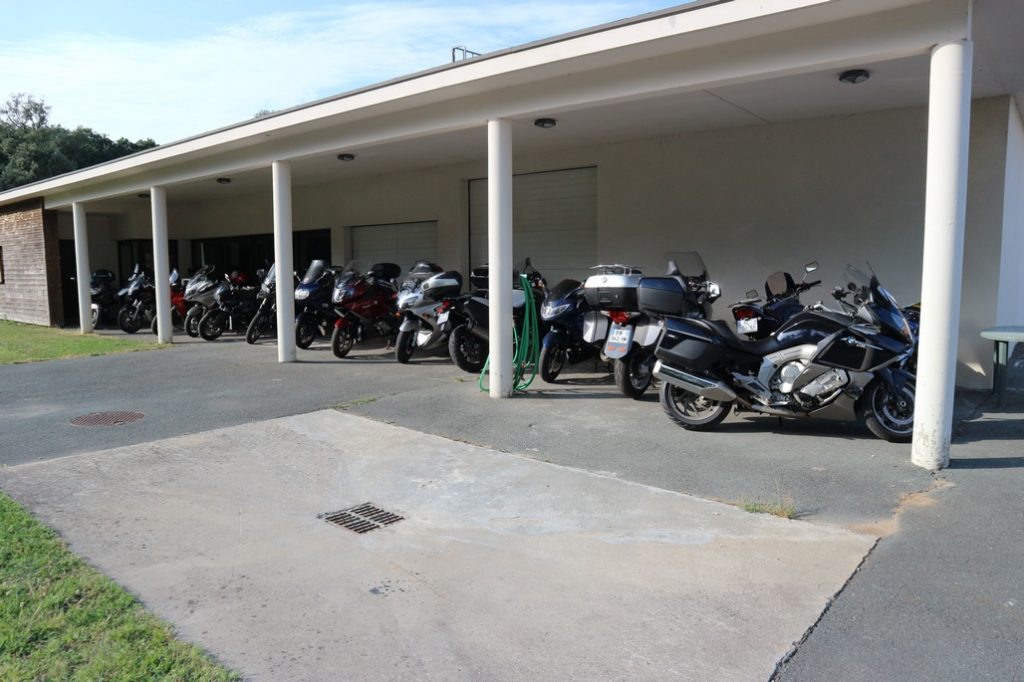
<box><xmin>1</xmin><ymin>331</ymin><xmax>1022</xmax><ymax>680</ymax></box>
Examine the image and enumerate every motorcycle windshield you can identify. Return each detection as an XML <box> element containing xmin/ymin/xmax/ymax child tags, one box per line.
<box><xmin>301</xmin><ymin>260</ymin><xmax>327</xmax><ymax>284</ymax></box>
<box><xmin>263</xmin><ymin>263</ymin><xmax>276</xmax><ymax>285</ymax></box>
<box><xmin>545</xmin><ymin>278</ymin><xmax>581</xmax><ymax>304</ymax></box>
<box><xmin>169</xmin><ymin>269</ymin><xmax>180</xmax><ymax>286</ymax></box>
<box><xmin>666</xmin><ymin>251</ymin><xmax>709</xmax><ymax>279</ymax></box>
<box><xmin>126</xmin><ymin>274</ymin><xmax>143</xmax><ymax>295</ymax></box>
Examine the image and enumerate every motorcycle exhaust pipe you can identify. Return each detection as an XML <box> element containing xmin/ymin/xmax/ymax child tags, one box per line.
<box><xmin>653</xmin><ymin>360</ymin><xmax>737</xmax><ymax>402</ymax></box>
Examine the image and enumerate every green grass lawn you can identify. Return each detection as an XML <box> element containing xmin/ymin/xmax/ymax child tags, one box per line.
<box><xmin>0</xmin><ymin>321</ymin><xmax>158</xmax><ymax>365</ymax></box>
<box><xmin>0</xmin><ymin>491</ymin><xmax>238</xmax><ymax>681</ymax></box>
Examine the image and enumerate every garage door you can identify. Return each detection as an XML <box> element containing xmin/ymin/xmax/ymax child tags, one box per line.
<box><xmin>350</xmin><ymin>221</ymin><xmax>438</xmax><ymax>275</ymax></box>
<box><xmin>469</xmin><ymin>167</ymin><xmax>596</xmax><ymax>285</ymax></box>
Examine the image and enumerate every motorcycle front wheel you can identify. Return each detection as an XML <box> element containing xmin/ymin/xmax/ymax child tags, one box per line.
<box><xmin>246</xmin><ymin>313</ymin><xmax>270</xmax><ymax>345</ymax></box>
<box><xmin>860</xmin><ymin>379</ymin><xmax>915</xmax><ymax>443</ymax></box>
<box><xmin>539</xmin><ymin>342</ymin><xmax>567</xmax><ymax>383</ymax></box>
<box><xmin>395</xmin><ymin>329</ymin><xmax>417</xmax><ymax>363</ymax></box>
<box><xmin>448</xmin><ymin>324</ymin><xmax>486</xmax><ymax>373</ymax></box>
<box><xmin>295</xmin><ymin>319</ymin><xmax>317</xmax><ymax>350</ymax></box>
<box><xmin>117</xmin><ymin>307</ymin><xmax>143</xmax><ymax>334</ymax></box>
<box><xmin>331</xmin><ymin>325</ymin><xmax>354</xmax><ymax>358</ymax></box>
<box><xmin>184</xmin><ymin>306</ymin><xmax>203</xmax><ymax>338</ymax></box>
<box><xmin>659</xmin><ymin>382</ymin><xmax>731</xmax><ymax>430</ymax></box>
<box><xmin>198</xmin><ymin>310</ymin><xmax>227</xmax><ymax>341</ymax></box>
<box><xmin>614</xmin><ymin>350</ymin><xmax>654</xmax><ymax>399</ymax></box>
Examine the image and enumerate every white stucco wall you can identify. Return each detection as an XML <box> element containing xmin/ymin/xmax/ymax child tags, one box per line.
<box><xmin>107</xmin><ymin>97</ymin><xmax>1010</xmax><ymax>387</ymax></box>
<box><xmin>997</xmin><ymin>97</ymin><xmax>1024</xmax><ymax>328</ymax></box>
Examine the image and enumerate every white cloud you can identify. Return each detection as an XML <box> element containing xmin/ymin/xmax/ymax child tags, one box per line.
<box><xmin>0</xmin><ymin>1</ymin><xmax>648</xmax><ymax>143</ymax></box>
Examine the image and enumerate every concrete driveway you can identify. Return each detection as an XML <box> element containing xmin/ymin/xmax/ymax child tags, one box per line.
<box><xmin>1</xmin><ymin>335</ymin><xmax>1022</xmax><ymax>679</ymax></box>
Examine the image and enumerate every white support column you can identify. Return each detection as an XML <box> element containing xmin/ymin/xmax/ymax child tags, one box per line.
<box><xmin>912</xmin><ymin>38</ymin><xmax>974</xmax><ymax>470</ymax></box>
<box><xmin>273</xmin><ymin>161</ymin><xmax>296</xmax><ymax>363</ymax></box>
<box><xmin>150</xmin><ymin>186</ymin><xmax>173</xmax><ymax>344</ymax></box>
<box><xmin>72</xmin><ymin>202</ymin><xmax>92</xmax><ymax>334</ymax></box>
<box><xmin>487</xmin><ymin>118</ymin><xmax>514</xmax><ymax>398</ymax></box>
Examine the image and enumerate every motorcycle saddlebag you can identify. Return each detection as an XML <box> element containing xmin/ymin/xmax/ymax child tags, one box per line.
<box><xmin>582</xmin><ymin>311</ymin><xmax>608</xmax><ymax>344</ymax></box>
<box><xmin>638</xmin><ymin>276</ymin><xmax>690</xmax><ymax>317</ymax></box>
<box><xmin>654</xmin><ymin>317</ymin><xmax>724</xmax><ymax>372</ymax></box>
<box><xmin>582</xmin><ymin>273</ymin><xmax>642</xmax><ymax>311</ymax></box>
<box><xmin>421</xmin><ymin>271</ymin><xmax>463</xmax><ymax>300</ymax></box>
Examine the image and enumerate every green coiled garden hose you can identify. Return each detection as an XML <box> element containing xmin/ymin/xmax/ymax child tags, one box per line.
<box><xmin>479</xmin><ymin>273</ymin><xmax>540</xmax><ymax>393</ymax></box>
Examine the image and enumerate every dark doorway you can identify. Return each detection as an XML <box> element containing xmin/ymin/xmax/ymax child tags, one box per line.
<box><xmin>191</xmin><ymin>229</ymin><xmax>331</xmax><ymax>281</ymax></box>
<box><xmin>58</xmin><ymin>239</ymin><xmax>79</xmax><ymax>324</ymax></box>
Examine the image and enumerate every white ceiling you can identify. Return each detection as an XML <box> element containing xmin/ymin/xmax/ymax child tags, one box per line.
<box><xmin>76</xmin><ymin>0</ymin><xmax>1023</xmax><ymax>215</ymax></box>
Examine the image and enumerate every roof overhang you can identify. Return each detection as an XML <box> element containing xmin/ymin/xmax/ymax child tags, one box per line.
<box><xmin>2</xmin><ymin>0</ymin><xmax>1017</xmax><ymax>212</ymax></box>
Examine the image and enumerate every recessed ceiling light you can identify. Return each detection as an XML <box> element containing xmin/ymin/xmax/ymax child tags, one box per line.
<box><xmin>216</xmin><ymin>177</ymin><xmax>231</xmax><ymax>184</ymax></box>
<box><xmin>137</xmin><ymin>193</ymin><xmax>150</xmax><ymax>199</ymax></box>
<box><xmin>838</xmin><ymin>69</ymin><xmax>870</xmax><ymax>85</ymax></box>
<box><xmin>337</xmin><ymin>153</ymin><xmax>356</xmax><ymax>161</ymax></box>
<box><xmin>534</xmin><ymin>118</ymin><xmax>557</xmax><ymax>129</ymax></box>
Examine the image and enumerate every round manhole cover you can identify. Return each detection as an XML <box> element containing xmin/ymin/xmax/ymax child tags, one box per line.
<box><xmin>69</xmin><ymin>411</ymin><xmax>145</xmax><ymax>427</ymax></box>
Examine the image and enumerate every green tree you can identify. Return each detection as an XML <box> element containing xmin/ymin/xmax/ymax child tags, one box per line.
<box><xmin>0</xmin><ymin>93</ymin><xmax>156</xmax><ymax>191</ymax></box>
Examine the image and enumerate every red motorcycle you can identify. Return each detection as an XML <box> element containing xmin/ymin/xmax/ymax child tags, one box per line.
<box><xmin>149</xmin><ymin>269</ymin><xmax>190</xmax><ymax>334</ymax></box>
<box><xmin>330</xmin><ymin>261</ymin><xmax>402</xmax><ymax>358</ymax></box>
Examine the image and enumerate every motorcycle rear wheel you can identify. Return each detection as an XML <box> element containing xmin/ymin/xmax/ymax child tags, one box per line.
<box><xmin>395</xmin><ymin>329</ymin><xmax>416</xmax><ymax>363</ymax></box>
<box><xmin>860</xmin><ymin>380</ymin><xmax>915</xmax><ymax>443</ymax></box>
<box><xmin>184</xmin><ymin>306</ymin><xmax>203</xmax><ymax>338</ymax></box>
<box><xmin>659</xmin><ymin>382</ymin><xmax>730</xmax><ymax>430</ymax></box>
<box><xmin>198</xmin><ymin>310</ymin><xmax>226</xmax><ymax>341</ymax></box>
<box><xmin>539</xmin><ymin>342</ymin><xmax>566</xmax><ymax>383</ymax></box>
<box><xmin>295</xmin><ymin>320</ymin><xmax>317</xmax><ymax>350</ymax></box>
<box><xmin>331</xmin><ymin>325</ymin><xmax>354</xmax><ymax>358</ymax></box>
<box><xmin>614</xmin><ymin>351</ymin><xmax>653</xmax><ymax>399</ymax></box>
<box><xmin>448</xmin><ymin>324</ymin><xmax>486</xmax><ymax>373</ymax></box>
<box><xmin>118</xmin><ymin>307</ymin><xmax>143</xmax><ymax>334</ymax></box>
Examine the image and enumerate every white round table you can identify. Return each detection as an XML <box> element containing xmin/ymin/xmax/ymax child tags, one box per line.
<box><xmin>980</xmin><ymin>326</ymin><xmax>1024</xmax><ymax>405</ymax></box>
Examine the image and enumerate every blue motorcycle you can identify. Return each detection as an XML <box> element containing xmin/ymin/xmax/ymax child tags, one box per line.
<box><xmin>538</xmin><ymin>278</ymin><xmax>602</xmax><ymax>383</ymax></box>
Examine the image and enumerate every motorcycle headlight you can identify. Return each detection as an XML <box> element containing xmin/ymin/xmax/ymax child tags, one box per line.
<box><xmin>295</xmin><ymin>288</ymin><xmax>309</xmax><ymax>301</ymax></box>
<box><xmin>541</xmin><ymin>302</ymin><xmax>571</xmax><ymax>320</ymax></box>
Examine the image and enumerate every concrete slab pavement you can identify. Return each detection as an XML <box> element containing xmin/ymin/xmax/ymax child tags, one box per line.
<box><xmin>0</xmin><ymin>410</ymin><xmax>876</xmax><ymax>681</ymax></box>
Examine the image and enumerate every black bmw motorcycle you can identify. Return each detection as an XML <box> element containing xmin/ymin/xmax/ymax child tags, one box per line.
<box><xmin>198</xmin><ymin>276</ymin><xmax>259</xmax><ymax>341</ymax></box>
<box><xmin>117</xmin><ymin>264</ymin><xmax>154</xmax><ymax>334</ymax></box>
<box><xmin>651</xmin><ymin>264</ymin><xmax>917</xmax><ymax>442</ymax></box>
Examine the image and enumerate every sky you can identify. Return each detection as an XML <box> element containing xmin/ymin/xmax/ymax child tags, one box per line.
<box><xmin>0</xmin><ymin>0</ymin><xmax>682</xmax><ymax>144</ymax></box>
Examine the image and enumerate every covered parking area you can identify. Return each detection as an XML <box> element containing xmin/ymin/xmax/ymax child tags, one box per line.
<box><xmin>1</xmin><ymin>0</ymin><xmax>1022</xmax><ymax>471</ymax></box>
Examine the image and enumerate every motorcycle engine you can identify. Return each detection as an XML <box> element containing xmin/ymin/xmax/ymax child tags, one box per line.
<box><xmin>795</xmin><ymin>369</ymin><xmax>850</xmax><ymax>405</ymax></box>
<box><xmin>771</xmin><ymin>361</ymin><xmax>806</xmax><ymax>394</ymax></box>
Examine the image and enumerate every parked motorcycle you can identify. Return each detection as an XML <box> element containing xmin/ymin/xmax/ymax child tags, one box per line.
<box><xmin>245</xmin><ymin>264</ymin><xmax>279</xmax><ymax>344</ymax></box>
<box><xmin>329</xmin><ymin>261</ymin><xmax>402</xmax><ymax>358</ymax></box>
<box><xmin>183</xmin><ymin>265</ymin><xmax>220</xmax><ymax>338</ymax></box>
<box><xmin>583</xmin><ymin>252</ymin><xmax>719</xmax><ymax>399</ymax></box>
<box><xmin>294</xmin><ymin>260</ymin><xmax>343</xmax><ymax>349</ymax></box>
<box><xmin>538</xmin><ymin>278</ymin><xmax>601</xmax><ymax>383</ymax></box>
<box><xmin>198</xmin><ymin>274</ymin><xmax>258</xmax><ymax>341</ymax></box>
<box><xmin>651</xmin><ymin>264</ymin><xmax>917</xmax><ymax>442</ymax></box>
<box><xmin>394</xmin><ymin>262</ymin><xmax>464</xmax><ymax>363</ymax></box>
<box><xmin>117</xmin><ymin>265</ymin><xmax>154</xmax><ymax>334</ymax></box>
<box><xmin>446</xmin><ymin>260</ymin><xmax>548</xmax><ymax>374</ymax></box>
<box><xmin>89</xmin><ymin>269</ymin><xmax>119</xmax><ymax>328</ymax></box>
<box><xmin>149</xmin><ymin>269</ymin><xmax>189</xmax><ymax>334</ymax></box>
<box><xmin>729</xmin><ymin>263</ymin><xmax>821</xmax><ymax>339</ymax></box>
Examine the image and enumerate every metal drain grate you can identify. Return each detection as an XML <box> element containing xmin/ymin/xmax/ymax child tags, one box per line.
<box><xmin>320</xmin><ymin>503</ymin><xmax>404</xmax><ymax>534</ymax></box>
<box><xmin>69</xmin><ymin>411</ymin><xmax>145</xmax><ymax>427</ymax></box>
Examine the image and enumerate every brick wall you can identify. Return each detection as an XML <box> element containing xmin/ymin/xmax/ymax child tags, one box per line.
<box><xmin>0</xmin><ymin>199</ymin><xmax>63</xmax><ymax>326</ymax></box>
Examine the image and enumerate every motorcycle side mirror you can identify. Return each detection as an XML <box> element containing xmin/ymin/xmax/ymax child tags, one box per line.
<box><xmin>805</xmin><ymin>261</ymin><xmax>818</xmax><ymax>273</ymax></box>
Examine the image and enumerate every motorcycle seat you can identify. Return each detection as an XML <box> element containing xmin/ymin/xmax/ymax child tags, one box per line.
<box><xmin>701</xmin><ymin>318</ymin><xmax>782</xmax><ymax>356</ymax></box>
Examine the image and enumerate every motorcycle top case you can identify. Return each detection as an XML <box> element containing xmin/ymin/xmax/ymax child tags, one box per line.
<box><xmin>654</xmin><ymin>317</ymin><xmax>726</xmax><ymax>372</ymax></box>
<box><xmin>420</xmin><ymin>270</ymin><xmax>463</xmax><ymax>300</ymax></box>
<box><xmin>583</xmin><ymin>272</ymin><xmax>643</xmax><ymax>311</ymax></box>
<box><xmin>470</xmin><ymin>266</ymin><xmax>489</xmax><ymax>292</ymax></box>
<box><xmin>368</xmin><ymin>262</ymin><xmax>402</xmax><ymax>281</ymax></box>
<box><xmin>637</xmin><ymin>276</ymin><xmax>691</xmax><ymax>317</ymax></box>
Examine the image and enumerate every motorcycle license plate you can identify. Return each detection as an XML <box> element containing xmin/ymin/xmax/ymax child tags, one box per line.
<box><xmin>437</xmin><ymin>311</ymin><xmax>449</xmax><ymax>326</ymax></box>
<box><xmin>737</xmin><ymin>318</ymin><xmax>758</xmax><ymax>334</ymax></box>
<box><xmin>603</xmin><ymin>323</ymin><xmax>633</xmax><ymax>359</ymax></box>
